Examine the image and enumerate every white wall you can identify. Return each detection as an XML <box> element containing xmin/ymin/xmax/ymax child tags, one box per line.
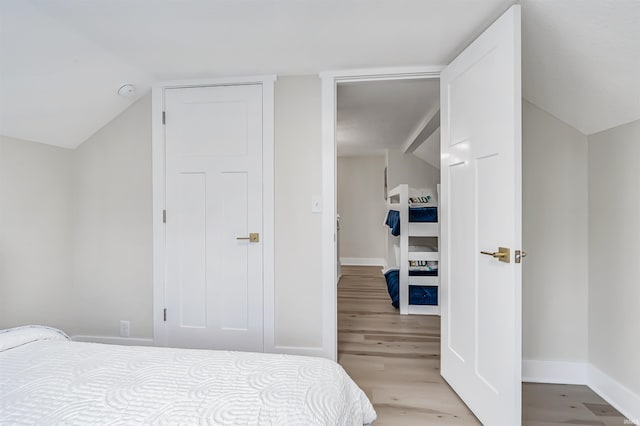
<box><xmin>273</xmin><ymin>76</ymin><xmax>323</xmax><ymax>350</ymax></box>
<box><xmin>71</xmin><ymin>95</ymin><xmax>153</xmax><ymax>339</ymax></box>
<box><xmin>588</xmin><ymin>118</ymin><xmax>640</xmax><ymax>397</ymax></box>
<box><xmin>1</xmin><ymin>78</ymin><xmax>327</xmax><ymax>354</ymax></box>
<box><xmin>337</xmin><ymin>155</ymin><xmax>387</xmax><ymax>264</ymax></box>
<box><xmin>522</xmin><ymin>100</ymin><xmax>588</xmax><ymax>364</ymax></box>
<box><xmin>386</xmin><ymin>148</ymin><xmax>440</xmax><ymax>198</ymax></box>
<box><xmin>0</xmin><ymin>136</ymin><xmax>74</xmax><ymax>332</ymax></box>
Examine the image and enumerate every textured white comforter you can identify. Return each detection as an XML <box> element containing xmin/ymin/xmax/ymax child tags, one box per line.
<box><xmin>0</xmin><ymin>326</ymin><xmax>376</xmax><ymax>425</ymax></box>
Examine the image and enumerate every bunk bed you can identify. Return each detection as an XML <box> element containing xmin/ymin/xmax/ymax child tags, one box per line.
<box><xmin>384</xmin><ymin>184</ymin><xmax>440</xmax><ymax>316</ymax></box>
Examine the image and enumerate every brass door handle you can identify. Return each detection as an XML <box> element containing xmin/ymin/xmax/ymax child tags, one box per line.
<box><xmin>480</xmin><ymin>247</ymin><xmax>510</xmax><ymax>263</ymax></box>
<box><xmin>480</xmin><ymin>251</ymin><xmax>506</xmax><ymax>258</ymax></box>
<box><xmin>236</xmin><ymin>233</ymin><xmax>259</xmax><ymax>242</ymax></box>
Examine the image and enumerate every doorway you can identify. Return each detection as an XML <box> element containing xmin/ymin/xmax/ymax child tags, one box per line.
<box><xmin>320</xmin><ymin>67</ymin><xmax>443</xmax><ymax>363</ymax></box>
<box><xmin>333</xmin><ymin>75</ymin><xmax>473</xmax><ymax>422</ymax></box>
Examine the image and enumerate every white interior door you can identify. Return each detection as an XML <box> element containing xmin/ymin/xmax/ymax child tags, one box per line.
<box><xmin>164</xmin><ymin>84</ymin><xmax>264</xmax><ymax>352</ymax></box>
<box><xmin>440</xmin><ymin>5</ymin><xmax>522</xmax><ymax>425</ymax></box>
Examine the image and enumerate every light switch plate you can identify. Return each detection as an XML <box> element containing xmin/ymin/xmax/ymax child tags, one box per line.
<box><xmin>312</xmin><ymin>196</ymin><xmax>322</xmax><ymax>213</ymax></box>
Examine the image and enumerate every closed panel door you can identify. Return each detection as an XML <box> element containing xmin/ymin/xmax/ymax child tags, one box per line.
<box><xmin>440</xmin><ymin>5</ymin><xmax>522</xmax><ymax>425</ymax></box>
<box><xmin>165</xmin><ymin>84</ymin><xmax>263</xmax><ymax>352</ymax></box>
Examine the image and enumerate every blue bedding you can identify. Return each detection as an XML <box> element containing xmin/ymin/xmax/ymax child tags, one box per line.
<box><xmin>385</xmin><ymin>210</ymin><xmax>400</xmax><ymax>236</ymax></box>
<box><xmin>408</xmin><ymin>269</ymin><xmax>438</xmax><ymax>276</ymax></box>
<box><xmin>383</xmin><ymin>269</ymin><xmax>438</xmax><ymax>308</ymax></box>
<box><xmin>385</xmin><ymin>207</ymin><xmax>438</xmax><ymax>236</ymax></box>
<box><xmin>409</xmin><ymin>206</ymin><xmax>438</xmax><ymax>222</ymax></box>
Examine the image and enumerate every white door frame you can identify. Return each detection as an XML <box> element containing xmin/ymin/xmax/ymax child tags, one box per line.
<box><xmin>151</xmin><ymin>75</ymin><xmax>277</xmax><ymax>351</ymax></box>
<box><xmin>320</xmin><ymin>66</ymin><xmax>443</xmax><ymax>361</ymax></box>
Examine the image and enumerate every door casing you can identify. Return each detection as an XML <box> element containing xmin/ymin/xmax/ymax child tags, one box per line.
<box><xmin>151</xmin><ymin>75</ymin><xmax>276</xmax><ymax>351</ymax></box>
<box><xmin>320</xmin><ymin>66</ymin><xmax>443</xmax><ymax>361</ymax></box>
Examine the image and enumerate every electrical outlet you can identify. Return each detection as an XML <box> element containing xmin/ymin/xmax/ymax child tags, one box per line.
<box><xmin>120</xmin><ymin>320</ymin><xmax>130</xmax><ymax>337</ymax></box>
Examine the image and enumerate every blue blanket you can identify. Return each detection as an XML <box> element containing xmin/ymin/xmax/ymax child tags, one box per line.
<box><xmin>409</xmin><ymin>206</ymin><xmax>438</xmax><ymax>222</ymax></box>
<box><xmin>385</xmin><ymin>210</ymin><xmax>400</xmax><ymax>236</ymax></box>
<box><xmin>386</xmin><ymin>207</ymin><xmax>438</xmax><ymax>236</ymax></box>
<box><xmin>383</xmin><ymin>269</ymin><xmax>438</xmax><ymax>308</ymax></box>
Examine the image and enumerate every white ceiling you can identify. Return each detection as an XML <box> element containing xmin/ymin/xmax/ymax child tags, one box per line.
<box><xmin>0</xmin><ymin>0</ymin><xmax>638</xmax><ymax>148</ymax></box>
<box><xmin>337</xmin><ymin>79</ymin><xmax>439</xmax><ymax>157</ymax></box>
<box><xmin>0</xmin><ymin>1</ymin><xmax>152</xmax><ymax>148</ymax></box>
<box><xmin>413</xmin><ymin>127</ymin><xmax>441</xmax><ymax>169</ymax></box>
<box><xmin>522</xmin><ymin>0</ymin><xmax>640</xmax><ymax>135</ymax></box>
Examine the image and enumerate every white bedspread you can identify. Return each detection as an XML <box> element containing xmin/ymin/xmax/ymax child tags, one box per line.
<box><xmin>0</xmin><ymin>326</ymin><xmax>376</xmax><ymax>425</ymax></box>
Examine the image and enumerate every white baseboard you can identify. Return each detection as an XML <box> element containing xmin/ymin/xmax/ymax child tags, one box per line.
<box><xmin>72</xmin><ymin>336</ymin><xmax>326</xmax><ymax>360</ymax></box>
<box><xmin>589</xmin><ymin>365</ymin><xmax>640</xmax><ymax>425</ymax></box>
<box><xmin>340</xmin><ymin>257</ymin><xmax>385</xmax><ymax>266</ymax></box>
<box><xmin>272</xmin><ymin>345</ymin><xmax>325</xmax><ymax>358</ymax></box>
<box><xmin>72</xmin><ymin>335</ymin><xmax>155</xmax><ymax>346</ymax></box>
<box><xmin>522</xmin><ymin>360</ymin><xmax>588</xmax><ymax>385</ymax></box>
<box><xmin>522</xmin><ymin>360</ymin><xmax>639</xmax><ymax>424</ymax></box>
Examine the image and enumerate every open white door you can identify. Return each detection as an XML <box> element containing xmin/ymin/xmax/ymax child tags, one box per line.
<box><xmin>440</xmin><ymin>5</ymin><xmax>522</xmax><ymax>425</ymax></box>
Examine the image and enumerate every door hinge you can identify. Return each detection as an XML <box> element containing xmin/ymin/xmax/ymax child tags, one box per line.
<box><xmin>162</xmin><ymin>111</ymin><xmax>166</xmax><ymax>125</ymax></box>
<box><xmin>163</xmin><ymin>308</ymin><xmax>167</xmax><ymax>322</ymax></box>
<box><xmin>163</xmin><ymin>209</ymin><xmax>166</xmax><ymax>223</ymax></box>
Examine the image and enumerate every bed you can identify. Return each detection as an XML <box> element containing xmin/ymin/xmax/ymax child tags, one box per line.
<box><xmin>385</xmin><ymin>207</ymin><xmax>438</xmax><ymax>236</ymax></box>
<box><xmin>385</xmin><ymin>184</ymin><xmax>440</xmax><ymax>315</ymax></box>
<box><xmin>0</xmin><ymin>326</ymin><xmax>376</xmax><ymax>425</ymax></box>
<box><xmin>383</xmin><ymin>269</ymin><xmax>438</xmax><ymax>308</ymax></box>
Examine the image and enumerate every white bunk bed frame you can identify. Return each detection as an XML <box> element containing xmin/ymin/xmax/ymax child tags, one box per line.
<box><xmin>387</xmin><ymin>184</ymin><xmax>440</xmax><ymax>316</ymax></box>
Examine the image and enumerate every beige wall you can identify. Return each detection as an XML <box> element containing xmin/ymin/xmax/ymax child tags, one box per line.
<box><xmin>1</xmin><ymin>78</ymin><xmax>327</xmax><ymax>352</ymax></box>
<box><xmin>0</xmin><ymin>136</ymin><xmax>74</xmax><ymax>332</ymax></box>
<box><xmin>273</xmin><ymin>76</ymin><xmax>323</xmax><ymax>349</ymax></box>
<box><xmin>71</xmin><ymin>95</ymin><xmax>153</xmax><ymax>339</ymax></box>
<box><xmin>386</xmin><ymin>148</ymin><xmax>440</xmax><ymax>199</ymax></box>
<box><xmin>522</xmin><ymin>100</ymin><xmax>589</xmax><ymax>363</ymax></box>
<box><xmin>337</xmin><ymin>155</ymin><xmax>387</xmax><ymax>263</ymax></box>
<box><xmin>588</xmin><ymin>118</ymin><xmax>640</xmax><ymax>396</ymax></box>
<box><xmin>1</xmin><ymin>78</ymin><xmax>326</xmax><ymax>350</ymax></box>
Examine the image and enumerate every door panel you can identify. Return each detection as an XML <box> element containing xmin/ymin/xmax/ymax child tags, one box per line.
<box><xmin>165</xmin><ymin>84</ymin><xmax>263</xmax><ymax>352</ymax></box>
<box><xmin>178</xmin><ymin>172</ymin><xmax>207</xmax><ymax>328</ymax></box>
<box><xmin>218</xmin><ymin>171</ymin><xmax>249</xmax><ymax>330</ymax></box>
<box><xmin>440</xmin><ymin>5</ymin><xmax>522</xmax><ymax>425</ymax></box>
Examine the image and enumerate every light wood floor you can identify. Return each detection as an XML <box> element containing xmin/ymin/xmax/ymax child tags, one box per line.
<box><xmin>337</xmin><ymin>266</ymin><xmax>628</xmax><ymax>426</ymax></box>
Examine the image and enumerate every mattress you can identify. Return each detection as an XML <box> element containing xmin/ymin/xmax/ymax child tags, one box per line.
<box><xmin>0</xmin><ymin>326</ymin><xmax>376</xmax><ymax>426</ymax></box>
<box><xmin>408</xmin><ymin>269</ymin><xmax>438</xmax><ymax>277</ymax></box>
<box><xmin>383</xmin><ymin>269</ymin><xmax>438</xmax><ymax>307</ymax></box>
<box><xmin>408</xmin><ymin>285</ymin><xmax>438</xmax><ymax>306</ymax></box>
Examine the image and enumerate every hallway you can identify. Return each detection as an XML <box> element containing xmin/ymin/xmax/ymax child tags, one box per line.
<box><xmin>337</xmin><ymin>266</ymin><xmax>479</xmax><ymax>425</ymax></box>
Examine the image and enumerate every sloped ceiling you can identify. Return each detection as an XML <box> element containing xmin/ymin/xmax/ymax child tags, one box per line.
<box><xmin>413</xmin><ymin>127</ymin><xmax>441</xmax><ymax>170</ymax></box>
<box><xmin>0</xmin><ymin>0</ymin><xmax>512</xmax><ymax>148</ymax></box>
<box><xmin>522</xmin><ymin>0</ymin><xmax>640</xmax><ymax>135</ymax></box>
<box><xmin>0</xmin><ymin>1</ymin><xmax>152</xmax><ymax>149</ymax></box>
<box><xmin>337</xmin><ymin>79</ymin><xmax>439</xmax><ymax>157</ymax></box>
<box><xmin>1</xmin><ymin>0</ymin><xmax>639</xmax><ymax>149</ymax></box>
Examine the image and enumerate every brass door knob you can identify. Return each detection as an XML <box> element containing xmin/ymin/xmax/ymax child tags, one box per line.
<box><xmin>480</xmin><ymin>247</ymin><xmax>510</xmax><ymax>263</ymax></box>
<box><xmin>236</xmin><ymin>233</ymin><xmax>260</xmax><ymax>242</ymax></box>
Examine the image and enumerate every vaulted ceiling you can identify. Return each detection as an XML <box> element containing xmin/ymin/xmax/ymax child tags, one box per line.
<box><xmin>337</xmin><ymin>79</ymin><xmax>439</xmax><ymax>157</ymax></box>
<box><xmin>1</xmin><ymin>0</ymin><xmax>638</xmax><ymax>149</ymax></box>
